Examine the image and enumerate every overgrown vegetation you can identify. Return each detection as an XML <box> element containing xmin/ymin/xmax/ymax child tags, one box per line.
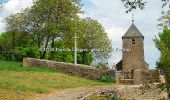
<box><xmin>0</xmin><ymin>60</ymin><xmax>111</xmax><ymax>99</ymax></box>
<box><xmin>121</xmin><ymin>0</ymin><xmax>170</xmax><ymax>13</ymax></box>
<box><xmin>100</xmin><ymin>75</ymin><xmax>116</xmax><ymax>83</ymax></box>
<box><xmin>154</xmin><ymin>27</ymin><xmax>170</xmax><ymax>97</ymax></box>
<box><xmin>0</xmin><ymin>0</ymin><xmax>112</xmax><ymax>67</ymax></box>
<box><xmin>153</xmin><ymin>10</ymin><xmax>170</xmax><ymax>97</ymax></box>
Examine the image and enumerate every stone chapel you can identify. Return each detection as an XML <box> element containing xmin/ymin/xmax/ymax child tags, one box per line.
<box><xmin>116</xmin><ymin>20</ymin><xmax>149</xmax><ymax>79</ymax></box>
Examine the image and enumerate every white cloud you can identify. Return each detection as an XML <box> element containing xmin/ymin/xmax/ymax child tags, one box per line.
<box><xmin>0</xmin><ymin>0</ymin><xmax>33</xmax><ymax>32</ymax></box>
<box><xmin>82</xmin><ymin>0</ymin><xmax>163</xmax><ymax>69</ymax></box>
<box><xmin>0</xmin><ymin>0</ymin><xmax>162</xmax><ymax>69</ymax></box>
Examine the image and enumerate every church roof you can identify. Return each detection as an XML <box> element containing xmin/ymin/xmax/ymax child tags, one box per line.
<box><xmin>123</xmin><ymin>23</ymin><xmax>144</xmax><ymax>38</ymax></box>
<box><xmin>116</xmin><ymin>60</ymin><xmax>122</xmax><ymax>71</ymax></box>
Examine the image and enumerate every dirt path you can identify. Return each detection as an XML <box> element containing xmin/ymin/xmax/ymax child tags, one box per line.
<box><xmin>40</xmin><ymin>84</ymin><xmax>123</xmax><ymax>100</ymax></box>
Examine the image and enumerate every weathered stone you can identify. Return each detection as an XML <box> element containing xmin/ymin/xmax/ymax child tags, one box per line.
<box><xmin>23</xmin><ymin>58</ymin><xmax>112</xmax><ymax>80</ymax></box>
<box><xmin>85</xmin><ymin>85</ymin><xmax>167</xmax><ymax>100</ymax></box>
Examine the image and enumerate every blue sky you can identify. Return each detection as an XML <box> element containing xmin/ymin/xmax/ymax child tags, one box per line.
<box><xmin>0</xmin><ymin>0</ymin><xmax>165</xmax><ymax>69</ymax></box>
<box><xmin>0</xmin><ymin>0</ymin><xmax>9</xmax><ymax>4</ymax></box>
<box><xmin>80</xmin><ymin>0</ymin><xmax>164</xmax><ymax>69</ymax></box>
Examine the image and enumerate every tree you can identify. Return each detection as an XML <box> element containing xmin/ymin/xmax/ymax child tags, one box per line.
<box><xmin>0</xmin><ymin>32</ymin><xmax>13</xmax><ymax>60</ymax></box>
<box><xmin>75</xmin><ymin>18</ymin><xmax>112</xmax><ymax>65</ymax></box>
<box><xmin>121</xmin><ymin>0</ymin><xmax>170</xmax><ymax>13</ymax></box>
<box><xmin>5</xmin><ymin>12</ymin><xmax>37</xmax><ymax>60</ymax></box>
<box><xmin>0</xmin><ymin>31</ymin><xmax>38</xmax><ymax>61</ymax></box>
<box><xmin>4</xmin><ymin>0</ymin><xmax>112</xmax><ymax>66</ymax></box>
<box><xmin>56</xmin><ymin>17</ymin><xmax>112</xmax><ymax>65</ymax></box>
<box><xmin>154</xmin><ymin>28</ymin><xmax>170</xmax><ymax>97</ymax></box>
<box><xmin>48</xmin><ymin>39</ymin><xmax>74</xmax><ymax>63</ymax></box>
<box><xmin>30</xmin><ymin>0</ymin><xmax>81</xmax><ymax>60</ymax></box>
<box><xmin>158</xmin><ymin>10</ymin><xmax>170</xmax><ymax>28</ymax></box>
<box><xmin>5</xmin><ymin>0</ymin><xmax>82</xmax><ymax>59</ymax></box>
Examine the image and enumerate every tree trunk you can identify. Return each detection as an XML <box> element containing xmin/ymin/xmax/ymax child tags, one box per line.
<box><xmin>82</xmin><ymin>51</ymin><xmax>86</xmax><ymax>64</ymax></box>
<box><xmin>39</xmin><ymin>44</ymin><xmax>42</xmax><ymax>59</ymax></box>
<box><xmin>12</xmin><ymin>32</ymin><xmax>15</xmax><ymax>61</ymax></box>
<box><xmin>41</xmin><ymin>37</ymin><xmax>50</xmax><ymax>59</ymax></box>
<box><xmin>50</xmin><ymin>36</ymin><xmax>55</xmax><ymax>60</ymax></box>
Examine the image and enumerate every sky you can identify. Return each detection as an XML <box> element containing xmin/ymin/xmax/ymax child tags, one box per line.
<box><xmin>0</xmin><ymin>0</ymin><xmax>165</xmax><ymax>69</ymax></box>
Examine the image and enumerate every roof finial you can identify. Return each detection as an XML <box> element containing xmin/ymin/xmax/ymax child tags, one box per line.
<box><xmin>131</xmin><ymin>14</ymin><xmax>135</xmax><ymax>24</ymax></box>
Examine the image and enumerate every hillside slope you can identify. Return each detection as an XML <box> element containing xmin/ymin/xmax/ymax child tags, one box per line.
<box><xmin>0</xmin><ymin>60</ymin><xmax>111</xmax><ymax>100</ymax></box>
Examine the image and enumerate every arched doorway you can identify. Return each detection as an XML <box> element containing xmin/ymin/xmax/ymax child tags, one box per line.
<box><xmin>131</xmin><ymin>69</ymin><xmax>134</xmax><ymax>79</ymax></box>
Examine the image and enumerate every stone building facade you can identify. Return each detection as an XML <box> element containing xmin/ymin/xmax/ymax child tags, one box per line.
<box><xmin>116</xmin><ymin>21</ymin><xmax>148</xmax><ymax>79</ymax></box>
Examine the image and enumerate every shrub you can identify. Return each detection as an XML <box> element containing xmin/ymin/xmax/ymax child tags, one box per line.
<box><xmin>111</xmin><ymin>96</ymin><xmax>118</xmax><ymax>100</ymax></box>
<box><xmin>162</xmin><ymin>96</ymin><xmax>166</xmax><ymax>100</ymax></box>
<box><xmin>100</xmin><ymin>75</ymin><xmax>116</xmax><ymax>83</ymax></box>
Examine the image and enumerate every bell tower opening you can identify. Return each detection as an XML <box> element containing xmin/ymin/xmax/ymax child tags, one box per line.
<box><xmin>132</xmin><ymin>39</ymin><xmax>135</xmax><ymax>44</ymax></box>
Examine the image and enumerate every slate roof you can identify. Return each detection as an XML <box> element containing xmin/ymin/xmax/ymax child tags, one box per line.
<box><xmin>116</xmin><ymin>60</ymin><xmax>122</xmax><ymax>71</ymax></box>
<box><xmin>123</xmin><ymin>23</ymin><xmax>144</xmax><ymax>38</ymax></box>
<box><xmin>115</xmin><ymin>60</ymin><xmax>149</xmax><ymax>71</ymax></box>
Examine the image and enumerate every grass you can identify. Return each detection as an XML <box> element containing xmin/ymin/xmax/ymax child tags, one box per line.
<box><xmin>0</xmin><ymin>60</ymin><xmax>111</xmax><ymax>100</ymax></box>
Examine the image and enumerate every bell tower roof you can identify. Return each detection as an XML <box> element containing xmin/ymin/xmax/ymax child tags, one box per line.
<box><xmin>123</xmin><ymin>22</ymin><xmax>144</xmax><ymax>38</ymax></box>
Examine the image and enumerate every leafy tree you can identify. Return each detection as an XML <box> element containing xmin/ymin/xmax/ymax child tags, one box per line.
<box><xmin>154</xmin><ymin>27</ymin><xmax>170</xmax><ymax>96</ymax></box>
<box><xmin>155</xmin><ymin>11</ymin><xmax>170</xmax><ymax>95</ymax></box>
<box><xmin>3</xmin><ymin>0</ymin><xmax>112</xmax><ymax>66</ymax></box>
<box><xmin>31</xmin><ymin>0</ymin><xmax>81</xmax><ymax>59</ymax></box>
<box><xmin>5</xmin><ymin>0</ymin><xmax>82</xmax><ymax>59</ymax></box>
<box><xmin>0</xmin><ymin>32</ymin><xmax>38</xmax><ymax>61</ymax></box>
<box><xmin>76</xmin><ymin>18</ymin><xmax>112</xmax><ymax>64</ymax></box>
<box><xmin>49</xmin><ymin>40</ymin><xmax>74</xmax><ymax>63</ymax></box>
<box><xmin>0</xmin><ymin>32</ymin><xmax>13</xmax><ymax>60</ymax></box>
<box><xmin>121</xmin><ymin>0</ymin><xmax>170</xmax><ymax>13</ymax></box>
<box><xmin>58</xmin><ymin>17</ymin><xmax>112</xmax><ymax>65</ymax></box>
<box><xmin>5</xmin><ymin>13</ymin><xmax>24</xmax><ymax>60</ymax></box>
<box><xmin>158</xmin><ymin>10</ymin><xmax>170</xmax><ymax>28</ymax></box>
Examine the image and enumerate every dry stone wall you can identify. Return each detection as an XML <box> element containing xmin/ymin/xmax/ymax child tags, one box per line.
<box><xmin>85</xmin><ymin>84</ymin><xmax>167</xmax><ymax>100</ymax></box>
<box><xmin>23</xmin><ymin>58</ymin><xmax>110</xmax><ymax>80</ymax></box>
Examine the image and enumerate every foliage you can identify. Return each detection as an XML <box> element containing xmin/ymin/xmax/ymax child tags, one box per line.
<box><xmin>5</xmin><ymin>0</ymin><xmax>82</xmax><ymax>59</ymax></box>
<box><xmin>2</xmin><ymin>0</ymin><xmax>112</xmax><ymax>66</ymax></box>
<box><xmin>95</xmin><ymin>62</ymin><xmax>109</xmax><ymax>70</ymax></box>
<box><xmin>63</xmin><ymin>17</ymin><xmax>112</xmax><ymax>64</ymax></box>
<box><xmin>121</xmin><ymin>0</ymin><xmax>170</xmax><ymax>13</ymax></box>
<box><xmin>121</xmin><ymin>0</ymin><xmax>146</xmax><ymax>13</ymax></box>
<box><xmin>49</xmin><ymin>40</ymin><xmax>74</xmax><ymax>63</ymax></box>
<box><xmin>162</xmin><ymin>96</ymin><xmax>167</xmax><ymax>100</ymax></box>
<box><xmin>158</xmin><ymin>10</ymin><xmax>170</xmax><ymax>29</ymax></box>
<box><xmin>0</xmin><ymin>32</ymin><xmax>38</xmax><ymax>61</ymax></box>
<box><xmin>100</xmin><ymin>74</ymin><xmax>116</xmax><ymax>83</ymax></box>
<box><xmin>154</xmin><ymin>27</ymin><xmax>170</xmax><ymax>96</ymax></box>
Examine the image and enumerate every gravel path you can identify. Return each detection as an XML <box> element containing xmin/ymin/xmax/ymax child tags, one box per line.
<box><xmin>41</xmin><ymin>85</ymin><xmax>123</xmax><ymax>100</ymax></box>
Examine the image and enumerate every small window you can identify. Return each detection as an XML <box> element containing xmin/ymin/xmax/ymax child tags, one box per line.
<box><xmin>132</xmin><ymin>39</ymin><xmax>135</xmax><ymax>44</ymax></box>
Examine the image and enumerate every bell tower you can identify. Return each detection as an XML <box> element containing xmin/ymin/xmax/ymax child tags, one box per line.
<box><xmin>122</xmin><ymin>20</ymin><xmax>148</xmax><ymax>76</ymax></box>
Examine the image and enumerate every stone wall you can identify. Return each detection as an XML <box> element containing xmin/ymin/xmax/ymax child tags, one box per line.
<box><xmin>23</xmin><ymin>58</ymin><xmax>111</xmax><ymax>80</ymax></box>
<box><xmin>141</xmin><ymin>70</ymin><xmax>160</xmax><ymax>83</ymax></box>
<box><xmin>118</xmin><ymin>70</ymin><xmax>160</xmax><ymax>84</ymax></box>
<box><xmin>84</xmin><ymin>84</ymin><xmax>167</xmax><ymax>100</ymax></box>
<box><xmin>122</xmin><ymin>37</ymin><xmax>148</xmax><ymax>72</ymax></box>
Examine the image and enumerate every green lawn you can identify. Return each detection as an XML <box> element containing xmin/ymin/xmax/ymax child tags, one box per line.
<box><xmin>0</xmin><ymin>60</ymin><xmax>111</xmax><ymax>100</ymax></box>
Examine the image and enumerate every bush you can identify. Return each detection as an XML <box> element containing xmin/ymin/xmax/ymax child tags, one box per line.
<box><xmin>95</xmin><ymin>62</ymin><xmax>109</xmax><ymax>70</ymax></box>
<box><xmin>100</xmin><ymin>75</ymin><xmax>116</xmax><ymax>83</ymax></box>
<box><xmin>162</xmin><ymin>96</ymin><xmax>166</xmax><ymax>100</ymax></box>
<box><xmin>111</xmin><ymin>96</ymin><xmax>118</xmax><ymax>100</ymax></box>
